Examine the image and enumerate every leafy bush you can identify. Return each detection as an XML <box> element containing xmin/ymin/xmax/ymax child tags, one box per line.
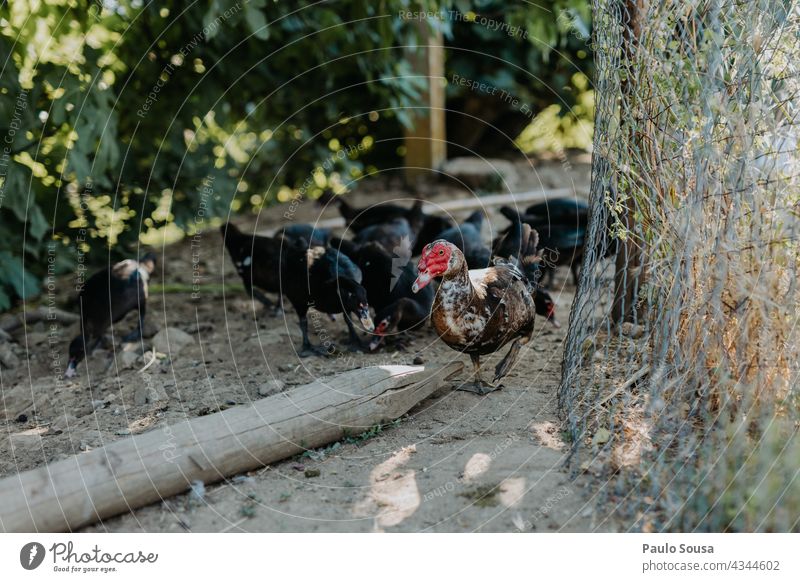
<box><xmin>0</xmin><ymin>0</ymin><xmax>592</xmax><ymax>310</ymax></box>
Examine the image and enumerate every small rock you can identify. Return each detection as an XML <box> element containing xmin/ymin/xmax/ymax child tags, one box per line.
<box><xmin>292</xmin><ymin>463</ymin><xmax>305</xmax><ymax>471</ymax></box>
<box><xmin>122</xmin><ymin>342</ymin><xmax>144</xmax><ymax>354</ymax></box>
<box><xmin>413</xmin><ymin>355</ymin><xmax>424</xmax><ymax>365</ymax></box>
<box><xmin>620</xmin><ymin>322</ymin><xmax>645</xmax><ymax>339</ymax></box>
<box><xmin>0</xmin><ymin>342</ymin><xmax>20</xmax><ymax>369</ymax></box>
<box><xmin>115</xmin><ymin>428</ymin><xmax>131</xmax><ymax>436</ymax></box>
<box><xmin>91</xmin><ymin>400</ymin><xmax>106</xmax><ymax>410</ymax></box>
<box><xmin>258</xmin><ymin>379</ymin><xmax>286</xmax><ymax>397</ymax></box>
<box><xmin>231</xmin><ymin>298</ymin><xmax>263</xmax><ymax>314</ymax></box>
<box><xmin>142</xmin><ymin>321</ymin><xmax>161</xmax><ymax>339</ymax></box>
<box><xmin>151</xmin><ymin>327</ymin><xmax>195</xmax><ymax>356</ymax></box>
<box><xmin>133</xmin><ymin>381</ymin><xmax>169</xmax><ymax>406</ymax></box>
<box><xmin>185</xmin><ymin>322</ymin><xmax>214</xmax><ymax>334</ymax></box>
<box><xmin>304</xmin><ymin>468</ymin><xmax>321</xmax><ymax>478</ymax></box>
<box><xmin>27</xmin><ymin>331</ymin><xmax>49</xmax><ymax>346</ymax></box>
<box><xmin>593</xmin><ymin>427</ymin><xmax>611</xmax><ymax>445</ymax></box>
<box><xmin>51</xmin><ymin>413</ymin><xmax>78</xmax><ymax>433</ymax></box>
<box><xmin>119</xmin><ymin>350</ymin><xmax>141</xmax><ymax>370</ymax></box>
<box><xmin>133</xmin><ymin>385</ymin><xmax>148</xmax><ymax>406</ymax></box>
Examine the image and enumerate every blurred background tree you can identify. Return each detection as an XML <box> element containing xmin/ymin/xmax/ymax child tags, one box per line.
<box><xmin>0</xmin><ymin>0</ymin><xmax>592</xmax><ymax>311</ymax></box>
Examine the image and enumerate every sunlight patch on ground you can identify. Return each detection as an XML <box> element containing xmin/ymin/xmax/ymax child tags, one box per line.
<box><xmin>463</xmin><ymin>452</ymin><xmax>492</xmax><ymax>482</ymax></box>
<box><xmin>499</xmin><ymin>477</ymin><xmax>526</xmax><ymax>508</ymax></box>
<box><xmin>353</xmin><ymin>445</ymin><xmax>420</xmax><ymax>531</ymax></box>
<box><xmin>529</xmin><ymin>421</ymin><xmax>565</xmax><ymax>451</ymax></box>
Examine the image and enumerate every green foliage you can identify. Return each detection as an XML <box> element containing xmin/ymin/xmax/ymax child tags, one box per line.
<box><xmin>0</xmin><ymin>0</ymin><xmax>592</xmax><ymax>310</ymax></box>
<box><xmin>444</xmin><ymin>0</ymin><xmax>593</xmax><ymax>154</ymax></box>
<box><xmin>0</xmin><ymin>0</ymin><xmax>448</xmax><ymax>309</ymax></box>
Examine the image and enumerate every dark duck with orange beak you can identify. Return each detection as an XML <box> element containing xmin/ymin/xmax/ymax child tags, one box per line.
<box><xmin>65</xmin><ymin>253</ymin><xmax>157</xmax><ymax>379</ymax></box>
<box><xmin>412</xmin><ymin>225</ymin><xmax>540</xmax><ymax>394</ymax></box>
<box><xmin>369</xmin><ymin>297</ymin><xmax>432</xmax><ymax>351</ymax></box>
<box><xmin>281</xmin><ymin>237</ymin><xmax>374</xmax><ymax>356</ymax></box>
<box><xmin>435</xmin><ymin>210</ymin><xmax>492</xmax><ymax>269</ymax></box>
<box><xmin>493</xmin><ymin>214</ymin><xmax>561</xmax><ymax>328</ymax></box>
<box><xmin>344</xmin><ymin>242</ymin><xmax>434</xmax><ymax>351</ymax></box>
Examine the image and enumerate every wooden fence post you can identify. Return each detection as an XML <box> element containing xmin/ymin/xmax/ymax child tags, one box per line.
<box><xmin>403</xmin><ymin>22</ymin><xmax>447</xmax><ymax>184</ymax></box>
<box><xmin>612</xmin><ymin>0</ymin><xmax>646</xmax><ymax>325</ymax></box>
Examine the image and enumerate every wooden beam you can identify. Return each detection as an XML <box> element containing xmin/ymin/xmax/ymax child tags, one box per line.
<box><xmin>262</xmin><ymin>187</ymin><xmax>585</xmax><ymax>235</ymax></box>
<box><xmin>403</xmin><ymin>22</ymin><xmax>446</xmax><ymax>183</ymax></box>
<box><xmin>0</xmin><ymin>363</ymin><xmax>462</xmax><ymax>532</ymax></box>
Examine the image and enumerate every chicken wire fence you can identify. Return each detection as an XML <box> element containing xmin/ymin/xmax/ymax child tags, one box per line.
<box><xmin>558</xmin><ymin>0</ymin><xmax>800</xmax><ymax>531</ymax></box>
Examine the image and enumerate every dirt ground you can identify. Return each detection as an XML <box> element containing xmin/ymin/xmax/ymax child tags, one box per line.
<box><xmin>0</xmin><ymin>156</ymin><xmax>607</xmax><ymax>532</ymax></box>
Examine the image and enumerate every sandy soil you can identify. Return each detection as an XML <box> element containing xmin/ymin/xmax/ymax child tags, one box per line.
<box><xmin>0</xmin><ymin>156</ymin><xmax>605</xmax><ymax>532</ymax></box>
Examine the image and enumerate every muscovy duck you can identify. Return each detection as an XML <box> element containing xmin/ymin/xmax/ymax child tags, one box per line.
<box><xmin>65</xmin><ymin>253</ymin><xmax>157</xmax><ymax>379</ymax></box>
<box><xmin>412</xmin><ymin>225</ymin><xmax>541</xmax><ymax>395</ymax></box>
<box><xmin>435</xmin><ymin>210</ymin><xmax>492</xmax><ymax>269</ymax></box>
<box><xmin>220</xmin><ymin>223</ymin><xmax>284</xmax><ymax>311</ymax></box>
<box><xmin>493</xmin><ymin>213</ymin><xmax>561</xmax><ymax>328</ymax></box>
<box><xmin>318</xmin><ymin>190</ymin><xmax>424</xmax><ymax>234</ymax></box>
<box><xmin>525</xmin><ymin>198</ymin><xmax>589</xmax><ymax>227</ymax></box>
<box><xmin>342</xmin><ymin>242</ymin><xmax>435</xmax><ymax>351</ymax></box>
<box><xmin>412</xmin><ymin>214</ymin><xmax>455</xmax><ymax>256</ymax></box>
<box><xmin>353</xmin><ymin>217</ymin><xmax>415</xmax><ymax>255</ymax></box>
<box><xmin>369</xmin><ymin>297</ymin><xmax>433</xmax><ymax>351</ymax></box>
<box><xmin>281</xmin><ymin>237</ymin><xmax>374</xmax><ymax>356</ymax></box>
<box><xmin>496</xmin><ymin>206</ymin><xmax>586</xmax><ymax>287</ymax></box>
<box><xmin>276</xmin><ymin>223</ymin><xmax>331</xmax><ymax>246</ymax></box>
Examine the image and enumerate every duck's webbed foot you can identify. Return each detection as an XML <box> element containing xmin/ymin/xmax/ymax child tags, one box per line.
<box><xmin>456</xmin><ymin>380</ymin><xmax>499</xmax><ymax>396</ymax></box>
<box><xmin>344</xmin><ymin>317</ymin><xmax>367</xmax><ymax>352</ymax></box>
<box><xmin>456</xmin><ymin>354</ymin><xmax>500</xmax><ymax>395</ymax></box>
<box><xmin>299</xmin><ymin>344</ymin><xmax>333</xmax><ymax>358</ymax></box>
<box><xmin>297</xmin><ymin>314</ymin><xmax>333</xmax><ymax>358</ymax></box>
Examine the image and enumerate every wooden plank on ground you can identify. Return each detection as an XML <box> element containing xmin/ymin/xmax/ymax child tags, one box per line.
<box><xmin>0</xmin><ymin>363</ymin><xmax>462</xmax><ymax>533</ymax></box>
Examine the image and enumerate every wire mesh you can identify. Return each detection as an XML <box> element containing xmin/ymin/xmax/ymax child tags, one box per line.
<box><xmin>559</xmin><ymin>0</ymin><xmax>800</xmax><ymax>531</ymax></box>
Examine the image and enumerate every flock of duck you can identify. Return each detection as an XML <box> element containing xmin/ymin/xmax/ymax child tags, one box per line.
<box><xmin>64</xmin><ymin>193</ymin><xmax>592</xmax><ymax>394</ymax></box>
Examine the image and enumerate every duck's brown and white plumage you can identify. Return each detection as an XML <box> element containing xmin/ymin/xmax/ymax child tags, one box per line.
<box><xmin>412</xmin><ymin>224</ymin><xmax>540</xmax><ymax>394</ymax></box>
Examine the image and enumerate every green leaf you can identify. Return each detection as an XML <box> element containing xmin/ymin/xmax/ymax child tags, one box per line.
<box><xmin>245</xmin><ymin>5</ymin><xmax>270</xmax><ymax>40</ymax></box>
<box><xmin>25</xmin><ymin>203</ymin><xmax>49</xmax><ymax>241</ymax></box>
<box><xmin>0</xmin><ymin>250</ymin><xmax>40</xmax><ymax>301</ymax></box>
